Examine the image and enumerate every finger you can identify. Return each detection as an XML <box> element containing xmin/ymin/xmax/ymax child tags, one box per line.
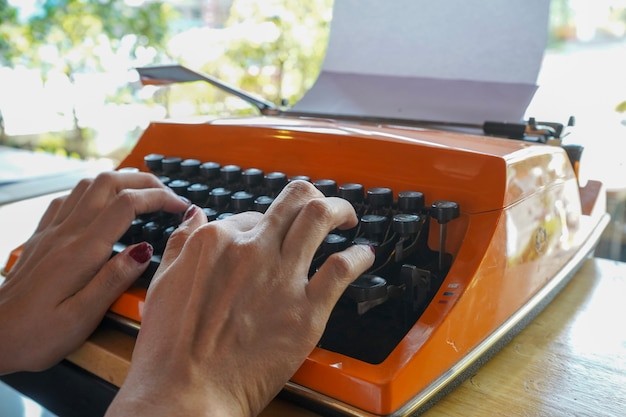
<box><xmin>260</xmin><ymin>181</ymin><xmax>325</xmax><ymax>243</ymax></box>
<box><xmin>34</xmin><ymin>194</ymin><xmax>68</xmax><ymax>233</ymax></box>
<box><xmin>63</xmin><ymin>242</ymin><xmax>155</xmax><ymax>332</ymax></box>
<box><xmin>158</xmin><ymin>208</ymin><xmax>261</xmax><ymax>270</ymax></box>
<box><xmin>76</xmin><ymin>187</ymin><xmax>190</xmax><ymax>249</ymax></box>
<box><xmin>9</xmin><ymin>196</ymin><xmax>69</xmax><ymax>277</ymax></box>
<box><xmin>47</xmin><ymin>178</ymin><xmax>94</xmax><ymax>227</ymax></box>
<box><xmin>306</xmin><ymin>244</ymin><xmax>375</xmax><ymax>313</ymax></box>
<box><xmin>64</xmin><ymin>171</ymin><xmax>177</xmax><ymax>229</ymax></box>
<box><xmin>158</xmin><ymin>204</ymin><xmax>207</xmax><ymax>269</ymax></box>
<box><xmin>281</xmin><ymin>196</ymin><xmax>358</xmax><ymax>261</ymax></box>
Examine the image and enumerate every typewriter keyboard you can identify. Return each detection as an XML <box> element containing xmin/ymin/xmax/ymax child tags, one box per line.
<box><xmin>113</xmin><ymin>153</ymin><xmax>460</xmax><ymax>364</ymax></box>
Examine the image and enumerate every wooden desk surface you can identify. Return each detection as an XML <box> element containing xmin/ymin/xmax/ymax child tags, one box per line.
<box><xmin>2</xmin><ymin>195</ymin><xmax>626</xmax><ymax>416</ymax></box>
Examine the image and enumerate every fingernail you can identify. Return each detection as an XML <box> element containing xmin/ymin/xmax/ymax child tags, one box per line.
<box><xmin>179</xmin><ymin>195</ymin><xmax>191</xmax><ymax>205</ymax></box>
<box><xmin>129</xmin><ymin>242</ymin><xmax>153</xmax><ymax>263</ymax></box>
<box><xmin>182</xmin><ymin>204</ymin><xmax>199</xmax><ymax>222</ymax></box>
<box><xmin>358</xmin><ymin>244</ymin><xmax>376</xmax><ymax>254</ymax></box>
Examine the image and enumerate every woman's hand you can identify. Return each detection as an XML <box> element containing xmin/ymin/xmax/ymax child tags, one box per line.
<box><xmin>0</xmin><ymin>171</ymin><xmax>189</xmax><ymax>374</ymax></box>
<box><xmin>107</xmin><ymin>180</ymin><xmax>375</xmax><ymax>417</ymax></box>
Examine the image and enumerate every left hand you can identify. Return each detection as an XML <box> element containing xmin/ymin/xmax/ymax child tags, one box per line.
<box><xmin>0</xmin><ymin>171</ymin><xmax>190</xmax><ymax>374</ymax></box>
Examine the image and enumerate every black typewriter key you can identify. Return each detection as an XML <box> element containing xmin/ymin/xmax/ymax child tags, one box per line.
<box><xmin>321</xmin><ymin>233</ymin><xmax>350</xmax><ymax>255</ymax></box>
<box><xmin>221</xmin><ymin>164</ymin><xmax>242</xmax><ymax>184</ymax></box>
<box><xmin>265</xmin><ymin>172</ymin><xmax>288</xmax><ymax>194</ymax></box>
<box><xmin>431</xmin><ymin>200</ymin><xmax>460</xmax><ymax>224</ymax></box>
<box><xmin>142</xmin><ymin>221</ymin><xmax>164</xmax><ymax>244</ymax></box>
<box><xmin>345</xmin><ymin>274</ymin><xmax>388</xmax><ymax>303</ymax></box>
<box><xmin>367</xmin><ymin>187</ymin><xmax>393</xmax><ymax>209</ymax></box>
<box><xmin>187</xmin><ymin>183</ymin><xmax>210</xmax><ymax>205</ymax></box>
<box><xmin>202</xmin><ymin>207</ymin><xmax>219</xmax><ymax>221</ymax></box>
<box><xmin>339</xmin><ymin>183</ymin><xmax>365</xmax><ymax>205</ymax></box>
<box><xmin>231</xmin><ymin>191</ymin><xmax>255</xmax><ymax>212</ymax></box>
<box><xmin>157</xmin><ymin>175</ymin><xmax>170</xmax><ymax>185</ymax></box>
<box><xmin>253</xmin><ymin>195</ymin><xmax>274</xmax><ymax>213</ymax></box>
<box><xmin>360</xmin><ymin>214</ymin><xmax>388</xmax><ymax>237</ymax></box>
<box><xmin>314</xmin><ymin>179</ymin><xmax>338</xmax><ymax>197</ymax></box>
<box><xmin>144</xmin><ymin>153</ymin><xmax>164</xmax><ymax>172</ymax></box>
<box><xmin>163</xmin><ymin>225</ymin><xmax>176</xmax><ymax>240</ymax></box>
<box><xmin>168</xmin><ymin>179</ymin><xmax>190</xmax><ymax>196</ymax></box>
<box><xmin>290</xmin><ymin>175</ymin><xmax>311</xmax><ymax>182</ymax></box>
<box><xmin>208</xmin><ymin>187</ymin><xmax>232</xmax><ymax>210</ymax></box>
<box><xmin>242</xmin><ymin>168</ymin><xmax>264</xmax><ymax>189</ymax></box>
<box><xmin>181</xmin><ymin>159</ymin><xmax>201</xmax><ymax>177</ymax></box>
<box><xmin>159</xmin><ymin>225</ymin><xmax>176</xmax><ymax>253</ymax></box>
<box><xmin>393</xmin><ymin>213</ymin><xmax>421</xmax><ymax>235</ymax></box>
<box><xmin>200</xmin><ymin>161</ymin><xmax>221</xmax><ymax>180</ymax></box>
<box><xmin>161</xmin><ymin>157</ymin><xmax>182</xmax><ymax>175</ymax></box>
<box><xmin>217</xmin><ymin>212</ymin><xmax>234</xmax><ymax>220</ymax></box>
<box><xmin>398</xmin><ymin>191</ymin><xmax>425</xmax><ymax>214</ymax></box>
<box><xmin>121</xmin><ymin>217</ymin><xmax>146</xmax><ymax>244</ymax></box>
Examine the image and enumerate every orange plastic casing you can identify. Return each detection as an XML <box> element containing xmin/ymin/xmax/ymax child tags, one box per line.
<box><xmin>4</xmin><ymin>115</ymin><xmax>606</xmax><ymax>416</ymax></box>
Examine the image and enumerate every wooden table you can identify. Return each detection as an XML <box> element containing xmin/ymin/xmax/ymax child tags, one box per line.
<box><xmin>2</xmin><ymin>194</ymin><xmax>626</xmax><ymax>416</ymax></box>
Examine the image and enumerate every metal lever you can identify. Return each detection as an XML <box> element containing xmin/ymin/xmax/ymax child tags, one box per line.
<box><xmin>431</xmin><ymin>200</ymin><xmax>460</xmax><ymax>271</ymax></box>
<box><xmin>135</xmin><ymin>64</ymin><xmax>278</xmax><ymax>114</ymax></box>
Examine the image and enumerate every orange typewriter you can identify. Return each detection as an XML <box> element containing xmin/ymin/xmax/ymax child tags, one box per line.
<box><xmin>3</xmin><ymin>65</ymin><xmax>609</xmax><ymax>416</ymax></box>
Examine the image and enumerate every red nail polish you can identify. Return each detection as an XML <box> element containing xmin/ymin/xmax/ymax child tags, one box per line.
<box><xmin>182</xmin><ymin>204</ymin><xmax>198</xmax><ymax>222</ymax></box>
<box><xmin>129</xmin><ymin>242</ymin><xmax>153</xmax><ymax>263</ymax></box>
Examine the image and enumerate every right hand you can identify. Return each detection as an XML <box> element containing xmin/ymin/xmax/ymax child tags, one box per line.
<box><xmin>107</xmin><ymin>180</ymin><xmax>375</xmax><ymax>417</ymax></box>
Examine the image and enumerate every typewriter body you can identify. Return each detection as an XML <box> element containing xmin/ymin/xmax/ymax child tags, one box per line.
<box><xmin>3</xmin><ymin>69</ymin><xmax>608</xmax><ymax>415</ymax></box>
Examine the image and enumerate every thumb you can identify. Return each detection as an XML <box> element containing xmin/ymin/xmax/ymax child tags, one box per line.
<box><xmin>68</xmin><ymin>242</ymin><xmax>153</xmax><ymax>322</ymax></box>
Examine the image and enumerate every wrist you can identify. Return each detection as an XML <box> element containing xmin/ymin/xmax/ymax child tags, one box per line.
<box><xmin>107</xmin><ymin>367</ymin><xmax>245</xmax><ymax>417</ymax></box>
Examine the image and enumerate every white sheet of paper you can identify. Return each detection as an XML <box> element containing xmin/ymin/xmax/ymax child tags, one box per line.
<box><xmin>292</xmin><ymin>0</ymin><xmax>549</xmax><ymax>126</ymax></box>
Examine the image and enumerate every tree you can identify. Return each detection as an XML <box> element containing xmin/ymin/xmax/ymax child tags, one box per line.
<box><xmin>210</xmin><ymin>0</ymin><xmax>333</xmax><ymax>106</ymax></box>
<box><xmin>4</xmin><ymin>0</ymin><xmax>178</xmax><ymax>157</ymax></box>
<box><xmin>0</xmin><ymin>0</ymin><xmax>19</xmax><ymax>66</ymax></box>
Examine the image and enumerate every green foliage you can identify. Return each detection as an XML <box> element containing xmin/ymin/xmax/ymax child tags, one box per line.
<box><xmin>0</xmin><ymin>0</ymin><xmax>21</xmax><ymax>65</ymax></box>
<box><xmin>1</xmin><ymin>0</ymin><xmax>334</xmax><ymax>159</ymax></box>
<box><xmin>23</xmin><ymin>0</ymin><xmax>177</xmax><ymax>73</ymax></box>
<box><xmin>207</xmin><ymin>0</ymin><xmax>333</xmax><ymax>106</ymax></box>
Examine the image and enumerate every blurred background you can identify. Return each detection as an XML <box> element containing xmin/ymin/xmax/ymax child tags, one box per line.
<box><xmin>0</xmin><ymin>0</ymin><xmax>334</xmax><ymax>161</ymax></box>
<box><xmin>1</xmin><ymin>0</ymin><xmax>625</xmax><ymax>260</ymax></box>
<box><xmin>0</xmin><ymin>0</ymin><xmax>624</xmax><ymax>164</ymax></box>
